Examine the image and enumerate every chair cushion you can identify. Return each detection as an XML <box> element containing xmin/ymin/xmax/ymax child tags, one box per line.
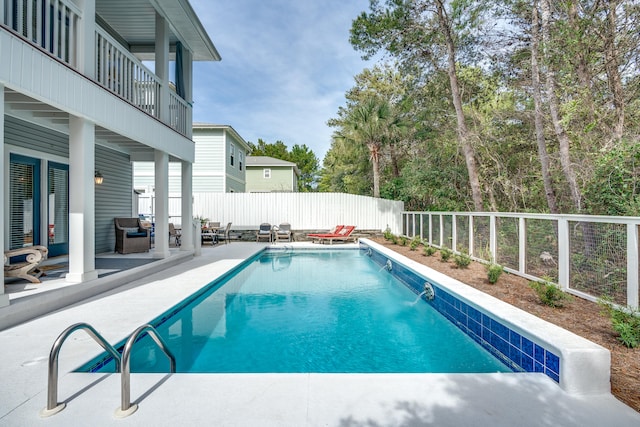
<box><xmin>126</xmin><ymin>231</ymin><xmax>148</xmax><ymax>238</ymax></box>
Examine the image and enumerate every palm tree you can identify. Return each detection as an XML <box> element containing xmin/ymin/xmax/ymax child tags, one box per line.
<box><xmin>334</xmin><ymin>98</ymin><xmax>402</xmax><ymax>198</ymax></box>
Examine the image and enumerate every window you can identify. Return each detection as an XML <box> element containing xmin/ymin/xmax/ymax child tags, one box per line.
<box><xmin>263</xmin><ymin>168</ymin><xmax>271</xmax><ymax>179</ymax></box>
<box><xmin>239</xmin><ymin>151</ymin><xmax>244</xmax><ymax>171</ymax></box>
<box><xmin>230</xmin><ymin>144</ymin><xmax>235</xmax><ymax>167</ymax></box>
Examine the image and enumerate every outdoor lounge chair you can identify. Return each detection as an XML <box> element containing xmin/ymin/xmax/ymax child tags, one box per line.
<box><xmin>307</xmin><ymin>225</ymin><xmax>344</xmax><ymax>238</ymax></box>
<box><xmin>4</xmin><ymin>245</ymin><xmax>49</xmax><ymax>284</ymax></box>
<box><xmin>114</xmin><ymin>217</ymin><xmax>151</xmax><ymax>254</ymax></box>
<box><xmin>256</xmin><ymin>223</ymin><xmax>273</xmax><ymax>242</ymax></box>
<box><xmin>274</xmin><ymin>222</ymin><xmax>292</xmax><ymax>242</ymax></box>
<box><xmin>169</xmin><ymin>223</ymin><xmax>181</xmax><ymax>247</ymax></box>
<box><xmin>313</xmin><ymin>226</ymin><xmax>357</xmax><ymax>245</ymax></box>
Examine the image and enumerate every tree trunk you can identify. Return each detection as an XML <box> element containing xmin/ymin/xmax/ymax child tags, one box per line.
<box><xmin>604</xmin><ymin>0</ymin><xmax>625</xmax><ymax>144</ymax></box>
<box><xmin>532</xmin><ymin>0</ymin><xmax>559</xmax><ymax>214</ymax></box>
<box><xmin>541</xmin><ymin>0</ymin><xmax>582</xmax><ymax>212</ymax></box>
<box><xmin>567</xmin><ymin>0</ymin><xmax>597</xmax><ymax>127</ymax></box>
<box><xmin>435</xmin><ymin>0</ymin><xmax>484</xmax><ymax>211</ymax></box>
<box><xmin>368</xmin><ymin>142</ymin><xmax>381</xmax><ymax>198</ymax></box>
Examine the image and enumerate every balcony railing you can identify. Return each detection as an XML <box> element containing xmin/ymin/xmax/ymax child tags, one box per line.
<box><xmin>402</xmin><ymin>211</ymin><xmax>640</xmax><ymax>309</ymax></box>
<box><xmin>2</xmin><ymin>0</ymin><xmax>190</xmax><ymax>137</ymax></box>
<box><xmin>2</xmin><ymin>0</ymin><xmax>80</xmax><ymax>67</ymax></box>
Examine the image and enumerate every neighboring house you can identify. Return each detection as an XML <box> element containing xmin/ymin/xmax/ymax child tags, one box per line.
<box><xmin>133</xmin><ymin>123</ymin><xmax>251</xmax><ymax>194</ymax></box>
<box><xmin>245</xmin><ymin>156</ymin><xmax>300</xmax><ymax>193</ymax></box>
<box><xmin>1</xmin><ymin>0</ymin><xmax>220</xmax><ymax>304</ymax></box>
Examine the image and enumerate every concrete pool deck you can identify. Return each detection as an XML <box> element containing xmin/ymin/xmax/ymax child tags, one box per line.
<box><xmin>1</xmin><ymin>242</ymin><xmax>639</xmax><ymax>426</ymax></box>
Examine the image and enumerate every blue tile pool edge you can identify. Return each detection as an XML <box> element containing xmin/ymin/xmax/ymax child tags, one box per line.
<box><xmin>359</xmin><ymin>241</ymin><xmax>561</xmax><ymax>384</ymax></box>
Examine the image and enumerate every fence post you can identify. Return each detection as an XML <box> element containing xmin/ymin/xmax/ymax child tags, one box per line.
<box><xmin>469</xmin><ymin>216</ymin><xmax>474</xmax><ymax>256</ymax></box>
<box><xmin>557</xmin><ymin>217</ymin><xmax>570</xmax><ymax>290</ymax></box>
<box><xmin>519</xmin><ymin>217</ymin><xmax>526</xmax><ymax>275</ymax></box>
<box><xmin>452</xmin><ymin>214</ymin><xmax>457</xmax><ymax>253</ymax></box>
<box><xmin>489</xmin><ymin>214</ymin><xmax>497</xmax><ymax>263</ymax></box>
<box><xmin>627</xmin><ymin>223</ymin><xmax>639</xmax><ymax>309</ymax></box>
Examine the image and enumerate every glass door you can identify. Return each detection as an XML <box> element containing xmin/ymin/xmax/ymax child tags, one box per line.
<box><xmin>47</xmin><ymin>162</ymin><xmax>69</xmax><ymax>257</ymax></box>
<box><xmin>9</xmin><ymin>155</ymin><xmax>41</xmax><ymax>249</ymax></box>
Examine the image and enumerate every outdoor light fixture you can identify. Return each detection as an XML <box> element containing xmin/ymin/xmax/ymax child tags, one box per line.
<box><xmin>94</xmin><ymin>170</ymin><xmax>104</xmax><ymax>185</ymax></box>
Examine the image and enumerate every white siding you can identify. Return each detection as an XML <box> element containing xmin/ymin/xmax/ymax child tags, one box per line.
<box><xmin>193</xmin><ymin>129</ymin><xmax>225</xmax><ymax>192</ymax></box>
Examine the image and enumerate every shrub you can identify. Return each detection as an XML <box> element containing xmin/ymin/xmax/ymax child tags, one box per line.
<box><xmin>409</xmin><ymin>237</ymin><xmax>421</xmax><ymax>251</ymax></box>
<box><xmin>399</xmin><ymin>236</ymin><xmax>409</xmax><ymax>246</ymax></box>
<box><xmin>390</xmin><ymin>234</ymin><xmax>399</xmax><ymax>245</ymax></box>
<box><xmin>383</xmin><ymin>227</ymin><xmax>393</xmax><ymax>241</ymax></box>
<box><xmin>599</xmin><ymin>298</ymin><xmax>640</xmax><ymax>348</ymax></box>
<box><xmin>440</xmin><ymin>247</ymin><xmax>452</xmax><ymax>262</ymax></box>
<box><xmin>453</xmin><ymin>252</ymin><xmax>471</xmax><ymax>268</ymax></box>
<box><xmin>529</xmin><ymin>278</ymin><xmax>572</xmax><ymax>308</ymax></box>
<box><xmin>486</xmin><ymin>263</ymin><xmax>503</xmax><ymax>284</ymax></box>
<box><xmin>423</xmin><ymin>246</ymin><xmax>437</xmax><ymax>257</ymax></box>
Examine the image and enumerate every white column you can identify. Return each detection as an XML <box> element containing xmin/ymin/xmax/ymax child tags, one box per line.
<box><xmin>180</xmin><ymin>160</ymin><xmax>193</xmax><ymax>251</ymax></box>
<box><xmin>184</xmin><ymin>49</ymin><xmax>193</xmax><ymax>139</ymax></box>
<box><xmin>66</xmin><ymin>115</ymin><xmax>98</xmax><ymax>283</ymax></box>
<box><xmin>153</xmin><ymin>150</ymin><xmax>170</xmax><ymax>258</ymax></box>
<box><xmin>155</xmin><ymin>12</ymin><xmax>169</xmax><ymax>123</ymax></box>
<box><xmin>0</xmin><ymin>84</ymin><xmax>9</xmax><ymax>307</ymax></box>
<box><xmin>76</xmin><ymin>0</ymin><xmax>95</xmax><ymax>75</ymax></box>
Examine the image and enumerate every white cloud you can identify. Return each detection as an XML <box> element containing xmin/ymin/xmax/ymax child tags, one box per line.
<box><xmin>189</xmin><ymin>0</ymin><xmax>374</xmax><ymax>159</ymax></box>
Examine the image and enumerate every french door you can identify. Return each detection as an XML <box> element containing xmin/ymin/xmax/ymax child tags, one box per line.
<box><xmin>9</xmin><ymin>155</ymin><xmax>41</xmax><ymax>249</ymax></box>
<box><xmin>47</xmin><ymin>162</ymin><xmax>69</xmax><ymax>257</ymax></box>
<box><xmin>9</xmin><ymin>155</ymin><xmax>69</xmax><ymax>256</ymax></box>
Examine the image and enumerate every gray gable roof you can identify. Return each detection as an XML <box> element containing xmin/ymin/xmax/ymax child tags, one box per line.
<box><xmin>246</xmin><ymin>156</ymin><xmax>300</xmax><ymax>176</ymax></box>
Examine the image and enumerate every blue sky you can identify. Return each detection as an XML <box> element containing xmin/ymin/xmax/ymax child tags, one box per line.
<box><xmin>189</xmin><ymin>0</ymin><xmax>375</xmax><ymax>162</ymax></box>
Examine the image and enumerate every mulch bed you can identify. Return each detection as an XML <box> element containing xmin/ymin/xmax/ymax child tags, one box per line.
<box><xmin>371</xmin><ymin>237</ymin><xmax>640</xmax><ymax>413</ymax></box>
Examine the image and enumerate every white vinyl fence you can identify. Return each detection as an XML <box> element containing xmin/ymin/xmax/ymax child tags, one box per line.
<box><xmin>138</xmin><ymin>192</ymin><xmax>404</xmax><ymax>232</ymax></box>
<box><xmin>403</xmin><ymin>211</ymin><xmax>640</xmax><ymax>309</ymax></box>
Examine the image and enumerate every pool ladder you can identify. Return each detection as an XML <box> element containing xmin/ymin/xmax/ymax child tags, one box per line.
<box><xmin>40</xmin><ymin>322</ymin><xmax>176</xmax><ymax>419</ymax></box>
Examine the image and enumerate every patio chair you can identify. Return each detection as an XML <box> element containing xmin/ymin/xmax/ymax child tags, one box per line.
<box><xmin>169</xmin><ymin>223</ymin><xmax>181</xmax><ymax>247</ymax></box>
<box><xmin>114</xmin><ymin>217</ymin><xmax>151</xmax><ymax>254</ymax></box>
<box><xmin>274</xmin><ymin>223</ymin><xmax>292</xmax><ymax>242</ymax></box>
<box><xmin>256</xmin><ymin>223</ymin><xmax>273</xmax><ymax>242</ymax></box>
<box><xmin>307</xmin><ymin>225</ymin><xmax>344</xmax><ymax>238</ymax></box>
<box><xmin>314</xmin><ymin>226</ymin><xmax>357</xmax><ymax>245</ymax></box>
<box><xmin>4</xmin><ymin>245</ymin><xmax>49</xmax><ymax>284</ymax></box>
<box><xmin>219</xmin><ymin>222</ymin><xmax>233</xmax><ymax>244</ymax></box>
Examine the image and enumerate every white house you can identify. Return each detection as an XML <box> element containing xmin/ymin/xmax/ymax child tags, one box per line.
<box><xmin>1</xmin><ymin>0</ymin><xmax>220</xmax><ymax>306</ymax></box>
<box><xmin>134</xmin><ymin>123</ymin><xmax>251</xmax><ymax>195</ymax></box>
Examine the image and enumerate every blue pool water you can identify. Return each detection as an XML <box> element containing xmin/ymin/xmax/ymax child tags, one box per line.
<box><xmin>83</xmin><ymin>249</ymin><xmax>510</xmax><ymax>374</ymax></box>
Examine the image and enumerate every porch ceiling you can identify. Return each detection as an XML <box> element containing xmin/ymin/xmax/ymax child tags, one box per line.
<box><xmin>95</xmin><ymin>0</ymin><xmax>221</xmax><ymax>61</ymax></box>
<box><xmin>4</xmin><ymin>89</ymin><xmax>182</xmax><ymax>161</ymax></box>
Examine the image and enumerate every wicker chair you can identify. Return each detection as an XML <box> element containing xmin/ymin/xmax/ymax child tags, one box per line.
<box><xmin>114</xmin><ymin>218</ymin><xmax>150</xmax><ymax>254</ymax></box>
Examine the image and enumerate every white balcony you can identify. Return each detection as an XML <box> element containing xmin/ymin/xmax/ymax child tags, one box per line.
<box><xmin>1</xmin><ymin>0</ymin><xmax>206</xmax><ymax>139</ymax></box>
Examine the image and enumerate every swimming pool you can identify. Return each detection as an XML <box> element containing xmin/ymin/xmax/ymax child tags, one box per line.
<box><xmin>81</xmin><ymin>248</ymin><xmax>510</xmax><ymax>374</ymax></box>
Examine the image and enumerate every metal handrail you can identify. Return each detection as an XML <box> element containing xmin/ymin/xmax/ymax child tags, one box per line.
<box><xmin>40</xmin><ymin>322</ymin><xmax>121</xmax><ymax>418</ymax></box>
<box><xmin>116</xmin><ymin>324</ymin><xmax>176</xmax><ymax>418</ymax></box>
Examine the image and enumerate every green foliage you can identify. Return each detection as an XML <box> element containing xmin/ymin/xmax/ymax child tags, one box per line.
<box><xmin>453</xmin><ymin>251</ymin><xmax>472</xmax><ymax>268</ymax></box>
<box><xmin>390</xmin><ymin>234</ymin><xmax>399</xmax><ymax>245</ymax></box>
<box><xmin>529</xmin><ymin>278</ymin><xmax>572</xmax><ymax>308</ymax></box>
<box><xmin>599</xmin><ymin>298</ymin><xmax>640</xmax><ymax>348</ymax></box>
<box><xmin>399</xmin><ymin>236</ymin><xmax>409</xmax><ymax>246</ymax></box>
<box><xmin>194</xmin><ymin>215</ymin><xmax>209</xmax><ymax>226</ymax></box>
<box><xmin>486</xmin><ymin>263</ymin><xmax>503</xmax><ymax>284</ymax></box>
<box><xmin>440</xmin><ymin>247</ymin><xmax>452</xmax><ymax>262</ymax></box>
<box><xmin>423</xmin><ymin>245</ymin><xmax>437</xmax><ymax>256</ymax></box>
<box><xmin>383</xmin><ymin>227</ymin><xmax>393</xmax><ymax>240</ymax></box>
<box><xmin>584</xmin><ymin>141</ymin><xmax>640</xmax><ymax>216</ymax></box>
<box><xmin>409</xmin><ymin>237</ymin><xmax>421</xmax><ymax>251</ymax></box>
